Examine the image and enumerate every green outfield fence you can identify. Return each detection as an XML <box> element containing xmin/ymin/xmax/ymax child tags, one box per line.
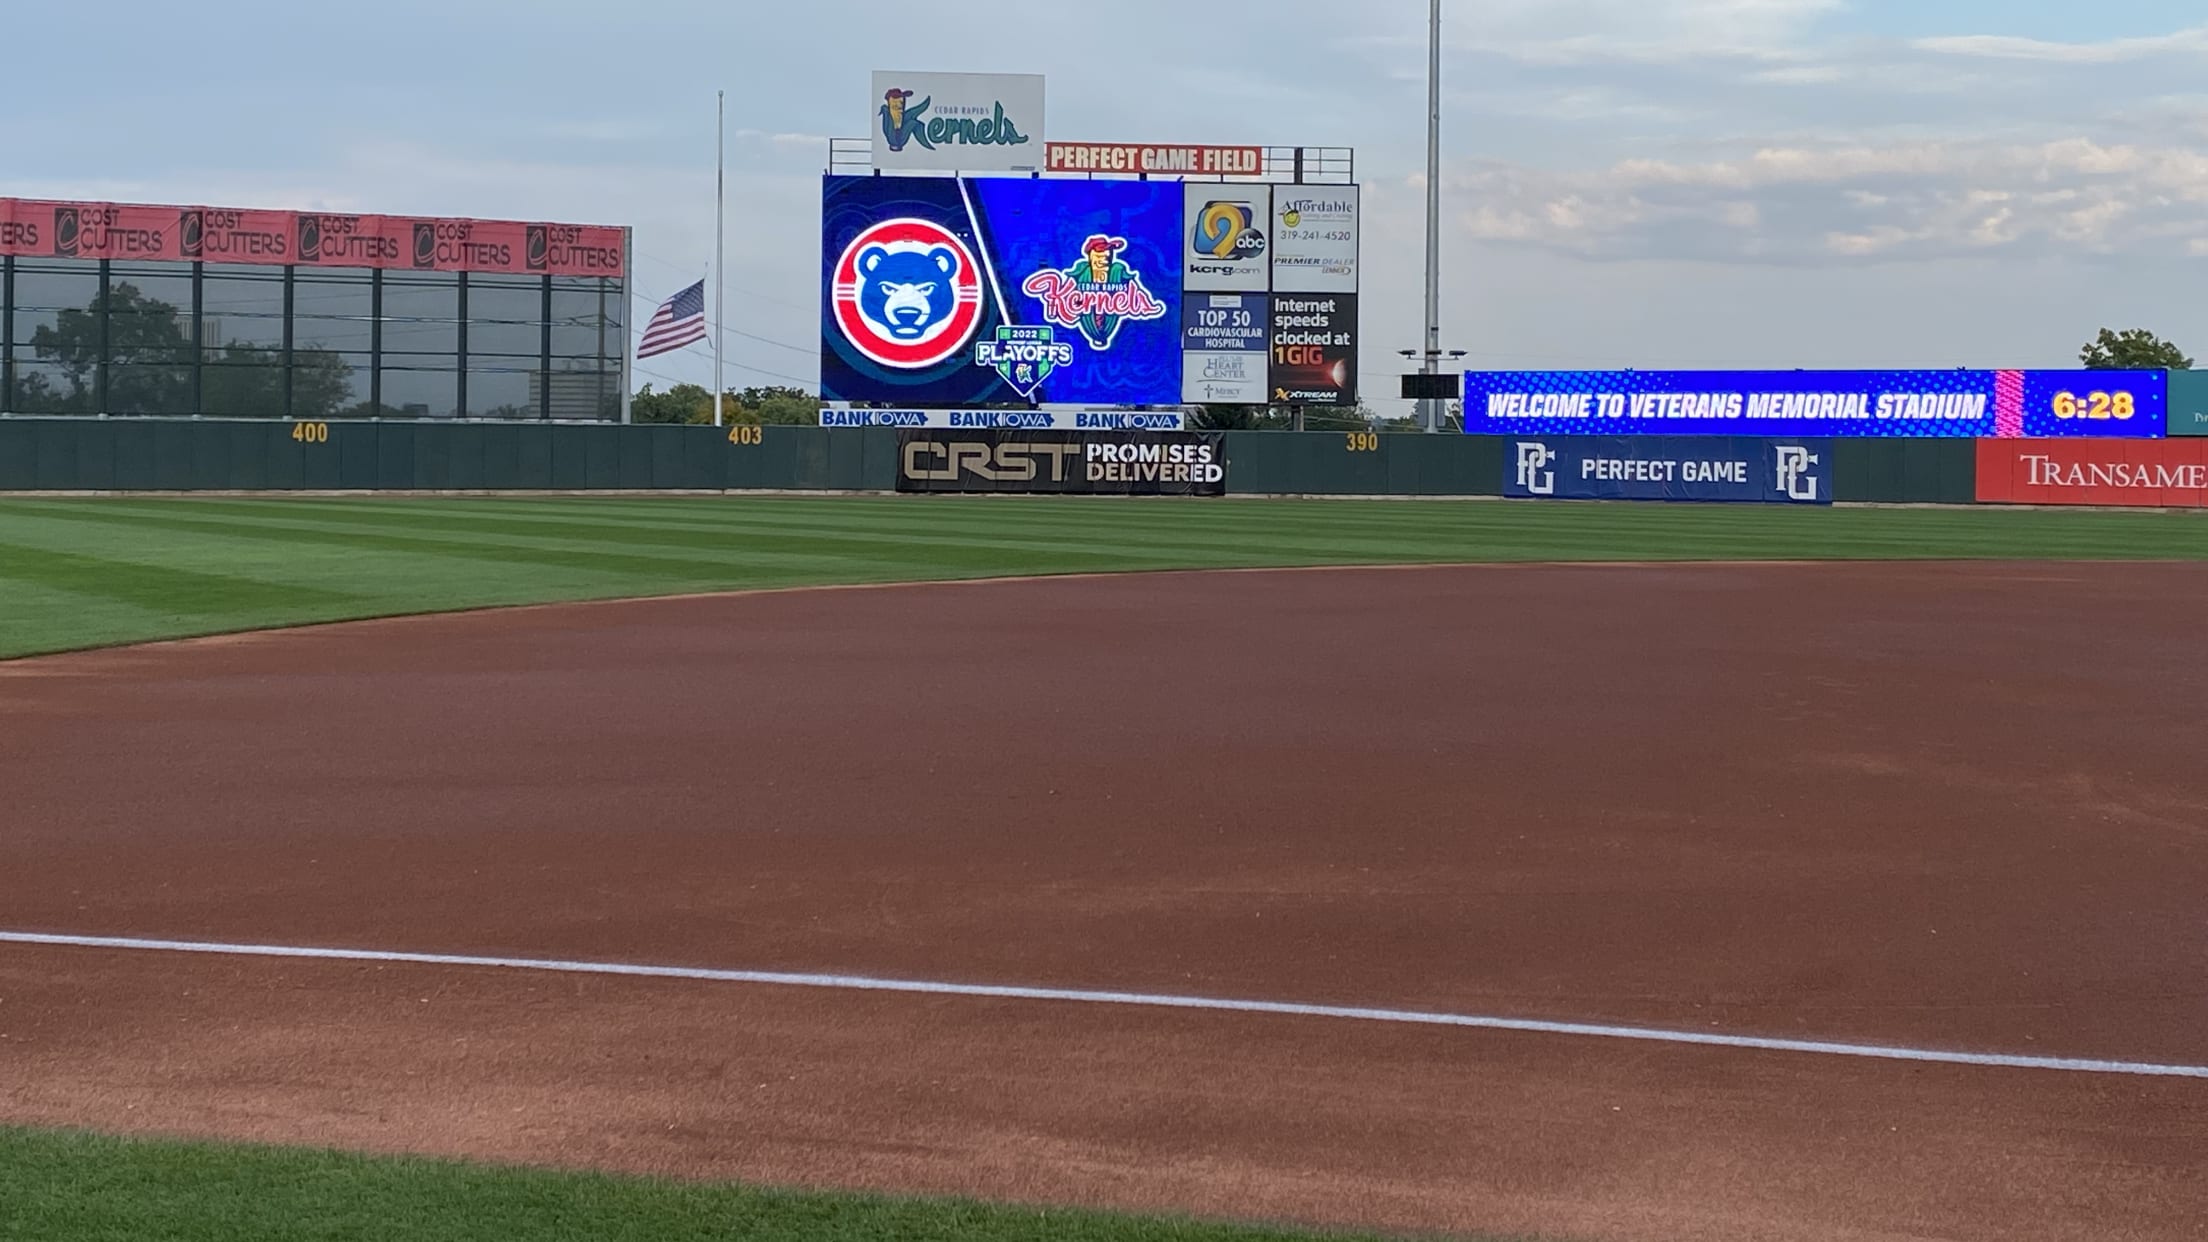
<box><xmin>0</xmin><ymin>417</ymin><xmax>1991</xmax><ymax>503</ymax></box>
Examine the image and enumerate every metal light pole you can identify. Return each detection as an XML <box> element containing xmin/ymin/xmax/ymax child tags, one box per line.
<box><xmin>1420</xmin><ymin>0</ymin><xmax>1443</xmax><ymax>432</ymax></box>
<box><xmin>714</xmin><ymin>89</ymin><xmax>726</xmax><ymax>428</ymax></box>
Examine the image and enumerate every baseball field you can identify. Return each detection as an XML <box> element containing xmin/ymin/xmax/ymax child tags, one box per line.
<box><xmin>2</xmin><ymin>495</ymin><xmax>2205</xmax><ymax>1242</ymax></box>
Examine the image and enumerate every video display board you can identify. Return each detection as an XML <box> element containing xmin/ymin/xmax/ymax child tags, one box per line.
<box><xmin>823</xmin><ymin>175</ymin><xmax>1360</xmax><ymax>410</ymax></box>
<box><xmin>1461</xmin><ymin>370</ymin><xmax>2170</xmax><ymax>438</ymax></box>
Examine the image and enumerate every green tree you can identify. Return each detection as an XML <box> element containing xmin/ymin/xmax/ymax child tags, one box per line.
<box><xmin>2080</xmin><ymin>328</ymin><xmax>2192</xmax><ymax>370</ymax></box>
<box><xmin>629</xmin><ymin>383</ymin><xmax>819</xmax><ymax>425</ymax></box>
<box><xmin>1187</xmin><ymin>404</ymin><xmax>1290</xmax><ymax>431</ymax></box>
<box><xmin>629</xmin><ymin>382</ymin><xmax>715</xmax><ymax>424</ymax></box>
<box><xmin>27</xmin><ymin>281</ymin><xmax>355</xmax><ymax>418</ymax></box>
<box><xmin>725</xmin><ymin>385</ymin><xmax>818</xmax><ymax>425</ymax></box>
<box><xmin>28</xmin><ymin>282</ymin><xmax>190</xmax><ymax>414</ymax></box>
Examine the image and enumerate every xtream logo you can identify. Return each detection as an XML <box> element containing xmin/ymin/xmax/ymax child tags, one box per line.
<box><xmin>1515</xmin><ymin>441</ymin><xmax>1557</xmax><ymax>495</ymax></box>
<box><xmin>1774</xmin><ymin>445</ymin><xmax>1820</xmax><ymax>501</ymax></box>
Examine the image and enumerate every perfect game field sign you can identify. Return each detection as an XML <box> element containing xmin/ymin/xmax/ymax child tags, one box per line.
<box><xmin>896</xmin><ymin>430</ymin><xmax>1227</xmax><ymax>496</ymax></box>
<box><xmin>1506</xmin><ymin>436</ymin><xmax>1834</xmax><ymax>505</ymax></box>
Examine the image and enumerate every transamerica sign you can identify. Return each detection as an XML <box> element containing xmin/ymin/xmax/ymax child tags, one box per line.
<box><xmin>872</xmin><ymin>72</ymin><xmax>1046</xmax><ymax>172</ymax></box>
<box><xmin>1976</xmin><ymin>439</ymin><xmax>2208</xmax><ymax>508</ymax></box>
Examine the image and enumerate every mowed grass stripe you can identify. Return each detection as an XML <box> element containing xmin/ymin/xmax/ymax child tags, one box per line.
<box><xmin>0</xmin><ymin>502</ymin><xmax>1114</xmax><ymax>590</ymax></box>
<box><xmin>48</xmin><ymin>497</ymin><xmax>1271</xmax><ymax>568</ymax></box>
<box><xmin>0</xmin><ymin>541</ymin><xmax>357</xmax><ymax>616</ymax></box>
<box><xmin>2</xmin><ymin>496</ymin><xmax>2203</xmax><ymax>661</ymax></box>
<box><xmin>354</xmin><ymin>493</ymin><xmax>2208</xmax><ymax>562</ymax></box>
<box><xmin>0</xmin><ymin>1128</ymin><xmax>1444</xmax><ymax>1242</ymax></box>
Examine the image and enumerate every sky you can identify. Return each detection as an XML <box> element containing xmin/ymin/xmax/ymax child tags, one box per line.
<box><xmin>8</xmin><ymin>0</ymin><xmax>2206</xmax><ymax>412</ymax></box>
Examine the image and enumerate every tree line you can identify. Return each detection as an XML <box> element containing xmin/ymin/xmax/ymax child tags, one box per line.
<box><xmin>12</xmin><ymin>283</ymin><xmax>2190</xmax><ymax>422</ymax></box>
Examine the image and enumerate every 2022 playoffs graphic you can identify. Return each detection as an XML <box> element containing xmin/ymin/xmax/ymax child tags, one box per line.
<box><xmin>820</xmin><ymin>176</ymin><xmax>1182</xmax><ymax>407</ymax></box>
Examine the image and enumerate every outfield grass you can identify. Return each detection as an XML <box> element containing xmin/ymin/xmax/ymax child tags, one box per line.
<box><xmin>0</xmin><ymin>494</ymin><xmax>2200</xmax><ymax>660</ymax></box>
<box><xmin>0</xmin><ymin>1128</ymin><xmax>1428</xmax><ymax>1242</ymax></box>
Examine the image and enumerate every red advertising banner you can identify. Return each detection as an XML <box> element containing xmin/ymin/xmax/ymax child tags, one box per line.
<box><xmin>1044</xmin><ymin>143</ymin><xmax>1265</xmax><ymax>177</ymax></box>
<box><xmin>0</xmin><ymin>197</ymin><xmax>624</xmax><ymax>277</ymax></box>
<box><xmin>1976</xmin><ymin>438</ymin><xmax>2208</xmax><ymax>508</ymax></box>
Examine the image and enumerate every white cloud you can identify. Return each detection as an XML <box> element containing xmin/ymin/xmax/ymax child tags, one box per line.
<box><xmin>1446</xmin><ymin>137</ymin><xmax>2208</xmax><ymax>263</ymax></box>
<box><xmin>1436</xmin><ymin>0</ymin><xmax>1846</xmax><ymax>64</ymax></box>
<box><xmin>1913</xmin><ymin>27</ymin><xmax>2208</xmax><ymax>63</ymax></box>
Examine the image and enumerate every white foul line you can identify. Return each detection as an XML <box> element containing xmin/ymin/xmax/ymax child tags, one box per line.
<box><xmin>4</xmin><ymin>930</ymin><xmax>2205</xmax><ymax>1080</ymax></box>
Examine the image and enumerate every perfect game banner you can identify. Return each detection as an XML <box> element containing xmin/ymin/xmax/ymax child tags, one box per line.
<box><xmin>821</xmin><ymin>175</ymin><xmax>1182</xmax><ymax>406</ymax></box>
<box><xmin>1506</xmin><ymin>436</ymin><xmax>1834</xmax><ymax>504</ymax></box>
<box><xmin>1462</xmin><ymin>370</ymin><xmax>2169</xmax><ymax>439</ymax></box>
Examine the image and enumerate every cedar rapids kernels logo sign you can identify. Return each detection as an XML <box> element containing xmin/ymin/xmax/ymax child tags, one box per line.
<box><xmin>879</xmin><ymin>87</ymin><xmax>1032</xmax><ymax>156</ymax></box>
<box><xmin>1020</xmin><ymin>234</ymin><xmax>1165</xmax><ymax>351</ymax></box>
<box><xmin>831</xmin><ymin>217</ymin><xmax>985</xmax><ymax>369</ymax></box>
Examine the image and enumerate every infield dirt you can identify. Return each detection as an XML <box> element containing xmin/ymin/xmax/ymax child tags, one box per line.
<box><xmin>2</xmin><ymin>562</ymin><xmax>2204</xmax><ymax>1241</ymax></box>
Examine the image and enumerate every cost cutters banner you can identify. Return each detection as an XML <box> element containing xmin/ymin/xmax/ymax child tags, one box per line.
<box><xmin>1505</xmin><ymin>436</ymin><xmax>1833</xmax><ymax>504</ymax></box>
<box><xmin>0</xmin><ymin>197</ymin><xmax>624</xmax><ymax>276</ymax></box>
<box><xmin>896</xmin><ymin>430</ymin><xmax>1226</xmax><ymax>495</ymax></box>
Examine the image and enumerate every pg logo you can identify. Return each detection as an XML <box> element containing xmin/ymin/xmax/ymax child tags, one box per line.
<box><xmin>1774</xmin><ymin>445</ymin><xmax>1820</xmax><ymax>501</ymax></box>
<box><xmin>1514</xmin><ymin>440</ymin><xmax>1557</xmax><ymax>495</ymax></box>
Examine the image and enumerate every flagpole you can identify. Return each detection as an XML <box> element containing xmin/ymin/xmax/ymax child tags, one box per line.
<box><xmin>713</xmin><ymin>89</ymin><xmax>726</xmax><ymax>428</ymax></box>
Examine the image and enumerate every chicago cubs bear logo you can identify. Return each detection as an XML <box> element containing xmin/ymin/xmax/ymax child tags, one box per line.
<box><xmin>831</xmin><ymin>217</ymin><xmax>983</xmax><ymax>369</ymax></box>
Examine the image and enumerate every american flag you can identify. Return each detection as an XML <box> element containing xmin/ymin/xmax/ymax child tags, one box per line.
<box><xmin>637</xmin><ymin>279</ymin><xmax>708</xmax><ymax>359</ymax></box>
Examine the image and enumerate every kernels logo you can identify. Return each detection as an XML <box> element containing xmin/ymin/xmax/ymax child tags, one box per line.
<box><xmin>831</xmin><ymin>216</ymin><xmax>985</xmax><ymax>369</ymax></box>
<box><xmin>1192</xmin><ymin>201</ymin><xmax>1266</xmax><ymax>263</ymax></box>
<box><xmin>1515</xmin><ymin>441</ymin><xmax>1557</xmax><ymax>495</ymax></box>
<box><xmin>53</xmin><ymin>208</ymin><xmax>79</xmax><ymax>258</ymax></box>
<box><xmin>1774</xmin><ymin>445</ymin><xmax>1820</xmax><ymax>501</ymax></box>
<box><xmin>1021</xmin><ymin>235</ymin><xmax>1166</xmax><ymax>351</ymax></box>
<box><xmin>879</xmin><ymin>88</ymin><xmax>1030</xmax><ymax>154</ymax></box>
<box><xmin>974</xmin><ymin>324</ymin><xmax>1073</xmax><ymax>399</ymax></box>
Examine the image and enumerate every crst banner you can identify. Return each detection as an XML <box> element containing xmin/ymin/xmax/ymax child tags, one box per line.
<box><xmin>0</xmin><ymin>197</ymin><xmax>624</xmax><ymax>276</ymax></box>
<box><xmin>1268</xmin><ymin>294</ymin><xmax>1357</xmax><ymax>405</ymax></box>
<box><xmin>896</xmin><ymin>430</ymin><xmax>1227</xmax><ymax>495</ymax></box>
<box><xmin>822</xmin><ymin>175</ymin><xmax>1183</xmax><ymax>407</ymax></box>
<box><xmin>820</xmin><ymin>408</ymin><xmax>1186</xmax><ymax>430</ymax></box>
<box><xmin>1506</xmin><ymin>436</ymin><xmax>1834</xmax><ymax>504</ymax></box>
<box><xmin>1976</xmin><ymin>438</ymin><xmax>2208</xmax><ymax>507</ymax></box>
<box><xmin>1463</xmin><ymin>370</ymin><xmax>2169</xmax><ymax>439</ymax></box>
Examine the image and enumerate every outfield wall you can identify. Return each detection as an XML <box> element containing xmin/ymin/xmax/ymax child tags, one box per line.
<box><xmin>0</xmin><ymin>416</ymin><xmax>2145</xmax><ymax>507</ymax></box>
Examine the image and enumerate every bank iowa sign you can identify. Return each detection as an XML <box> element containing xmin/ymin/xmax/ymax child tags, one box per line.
<box><xmin>872</xmin><ymin>72</ymin><xmax>1046</xmax><ymax>172</ymax></box>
